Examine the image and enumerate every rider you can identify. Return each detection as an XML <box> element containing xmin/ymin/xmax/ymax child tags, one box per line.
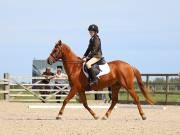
<box><xmin>82</xmin><ymin>24</ymin><xmax>103</xmax><ymax>84</ymax></box>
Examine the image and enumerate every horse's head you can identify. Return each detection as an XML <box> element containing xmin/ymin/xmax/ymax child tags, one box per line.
<box><xmin>47</xmin><ymin>40</ymin><xmax>63</xmax><ymax>65</ymax></box>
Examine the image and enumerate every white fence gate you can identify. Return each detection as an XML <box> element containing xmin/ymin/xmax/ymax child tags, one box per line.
<box><xmin>0</xmin><ymin>73</ymin><xmax>74</xmax><ymax>102</ymax></box>
<box><xmin>0</xmin><ymin>73</ymin><xmax>111</xmax><ymax>103</ymax></box>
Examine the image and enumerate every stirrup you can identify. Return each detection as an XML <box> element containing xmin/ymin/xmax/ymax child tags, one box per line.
<box><xmin>90</xmin><ymin>78</ymin><xmax>98</xmax><ymax>85</ymax></box>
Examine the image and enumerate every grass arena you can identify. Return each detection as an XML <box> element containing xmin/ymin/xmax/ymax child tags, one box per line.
<box><xmin>0</xmin><ymin>102</ymin><xmax>180</xmax><ymax>135</ymax></box>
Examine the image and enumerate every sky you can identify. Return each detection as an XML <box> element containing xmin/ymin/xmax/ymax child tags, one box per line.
<box><xmin>0</xmin><ymin>0</ymin><xmax>180</xmax><ymax>77</ymax></box>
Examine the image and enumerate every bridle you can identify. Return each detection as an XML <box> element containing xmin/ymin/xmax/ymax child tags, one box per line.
<box><xmin>50</xmin><ymin>44</ymin><xmax>63</xmax><ymax>61</ymax></box>
<box><xmin>50</xmin><ymin>44</ymin><xmax>84</xmax><ymax>64</ymax></box>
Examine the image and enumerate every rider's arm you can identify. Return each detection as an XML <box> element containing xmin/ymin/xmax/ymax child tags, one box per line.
<box><xmin>83</xmin><ymin>45</ymin><xmax>91</xmax><ymax>58</ymax></box>
<box><xmin>83</xmin><ymin>39</ymin><xmax>92</xmax><ymax>58</ymax></box>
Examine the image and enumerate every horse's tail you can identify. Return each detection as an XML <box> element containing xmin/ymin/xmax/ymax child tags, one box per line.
<box><xmin>133</xmin><ymin>67</ymin><xmax>155</xmax><ymax>105</ymax></box>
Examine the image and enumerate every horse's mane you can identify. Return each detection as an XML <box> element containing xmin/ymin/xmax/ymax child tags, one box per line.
<box><xmin>62</xmin><ymin>43</ymin><xmax>82</xmax><ymax>61</ymax></box>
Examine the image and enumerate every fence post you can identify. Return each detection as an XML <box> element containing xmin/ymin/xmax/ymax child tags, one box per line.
<box><xmin>146</xmin><ymin>75</ymin><xmax>149</xmax><ymax>88</ymax></box>
<box><xmin>3</xmin><ymin>73</ymin><xmax>10</xmax><ymax>101</ymax></box>
<box><xmin>165</xmin><ymin>75</ymin><xmax>169</xmax><ymax>105</ymax></box>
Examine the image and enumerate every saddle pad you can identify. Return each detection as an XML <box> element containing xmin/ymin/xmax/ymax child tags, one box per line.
<box><xmin>83</xmin><ymin>63</ymin><xmax>110</xmax><ymax>78</ymax></box>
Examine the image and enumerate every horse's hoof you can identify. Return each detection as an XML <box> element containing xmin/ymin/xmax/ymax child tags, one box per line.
<box><xmin>56</xmin><ymin>116</ymin><xmax>62</xmax><ymax>120</ymax></box>
<box><xmin>142</xmin><ymin>115</ymin><xmax>147</xmax><ymax>120</ymax></box>
<box><xmin>94</xmin><ymin>116</ymin><xmax>99</xmax><ymax>120</ymax></box>
<box><xmin>101</xmin><ymin>116</ymin><xmax>108</xmax><ymax>120</ymax></box>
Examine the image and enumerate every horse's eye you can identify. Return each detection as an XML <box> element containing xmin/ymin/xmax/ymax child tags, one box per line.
<box><xmin>55</xmin><ymin>44</ymin><xmax>59</xmax><ymax>48</ymax></box>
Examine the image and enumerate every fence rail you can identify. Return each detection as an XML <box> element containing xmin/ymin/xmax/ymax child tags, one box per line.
<box><xmin>0</xmin><ymin>73</ymin><xmax>180</xmax><ymax>104</ymax></box>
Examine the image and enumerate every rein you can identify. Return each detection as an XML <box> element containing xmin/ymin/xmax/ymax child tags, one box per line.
<box><xmin>59</xmin><ymin>60</ymin><xmax>84</xmax><ymax>64</ymax></box>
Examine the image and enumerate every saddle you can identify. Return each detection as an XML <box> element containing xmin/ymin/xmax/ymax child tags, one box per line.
<box><xmin>83</xmin><ymin>57</ymin><xmax>110</xmax><ymax>78</ymax></box>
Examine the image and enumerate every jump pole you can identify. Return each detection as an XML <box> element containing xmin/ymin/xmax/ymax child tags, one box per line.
<box><xmin>28</xmin><ymin>105</ymin><xmax>117</xmax><ymax>109</ymax></box>
<box><xmin>28</xmin><ymin>104</ymin><xmax>166</xmax><ymax>109</ymax></box>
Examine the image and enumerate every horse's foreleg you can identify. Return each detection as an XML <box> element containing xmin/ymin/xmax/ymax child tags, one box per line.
<box><xmin>79</xmin><ymin>91</ymin><xmax>98</xmax><ymax>120</ymax></box>
<box><xmin>102</xmin><ymin>84</ymin><xmax>120</xmax><ymax>120</ymax></box>
<box><xmin>56</xmin><ymin>88</ymin><xmax>77</xmax><ymax>120</ymax></box>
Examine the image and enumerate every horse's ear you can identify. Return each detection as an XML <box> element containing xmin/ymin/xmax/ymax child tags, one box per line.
<box><xmin>58</xmin><ymin>40</ymin><xmax>62</xmax><ymax>45</ymax></box>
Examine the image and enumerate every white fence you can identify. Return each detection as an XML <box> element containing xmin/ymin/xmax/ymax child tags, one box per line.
<box><xmin>0</xmin><ymin>73</ymin><xmax>73</xmax><ymax>102</ymax></box>
<box><xmin>0</xmin><ymin>73</ymin><xmax>111</xmax><ymax>103</ymax></box>
<box><xmin>1</xmin><ymin>73</ymin><xmax>180</xmax><ymax>104</ymax></box>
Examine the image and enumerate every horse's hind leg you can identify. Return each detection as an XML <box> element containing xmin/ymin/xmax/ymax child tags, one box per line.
<box><xmin>126</xmin><ymin>88</ymin><xmax>146</xmax><ymax>120</ymax></box>
<box><xmin>79</xmin><ymin>91</ymin><xmax>99</xmax><ymax>120</ymax></box>
<box><xmin>102</xmin><ymin>83</ymin><xmax>120</xmax><ymax>120</ymax></box>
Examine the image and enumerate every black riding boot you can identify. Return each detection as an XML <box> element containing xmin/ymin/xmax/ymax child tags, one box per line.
<box><xmin>88</xmin><ymin>68</ymin><xmax>98</xmax><ymax>85</ymax></box>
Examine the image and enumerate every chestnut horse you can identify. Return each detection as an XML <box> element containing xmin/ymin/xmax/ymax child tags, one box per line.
<box><xmin>47</xmin><ymin>40</ymin><xmax>154</xmax><ymax>120</ymax></box>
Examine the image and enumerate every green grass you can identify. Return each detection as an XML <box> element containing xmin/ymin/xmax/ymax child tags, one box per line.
<box><xmin>0</xmin><ymin>88</ymin><xmax>4</xmax><ymax>100</ymax></box>
<box><xmin>84</xmin><ymin>90</ymin><xmax>180</xmax><ymax>104</ymax></box>
<box><xmin>0</xmin><ymin>94</ymin><xmax>3</xmax><ymax>100</ymax></box>
<box><xmin>118</xmin><ymin>91</ymin><xmax>180</xmax><ymax>104</ymax></box>
<box><xmin>166</xmin><ymin>94</ymin><xmax>180</xmax><ymax>102</ymax></box>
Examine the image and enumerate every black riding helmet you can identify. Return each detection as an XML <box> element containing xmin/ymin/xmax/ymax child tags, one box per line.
<box><xmin>88</xmin><ymin>24</ymin><xmax>99</xmax><ymax>33</ymax></box>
